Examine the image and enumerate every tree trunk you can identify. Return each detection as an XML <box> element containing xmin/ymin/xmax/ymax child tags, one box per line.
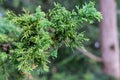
<box><xmin>100</xmin><ymin>0</ymin><xmax>120</xmax><ymax>78</ymax></box>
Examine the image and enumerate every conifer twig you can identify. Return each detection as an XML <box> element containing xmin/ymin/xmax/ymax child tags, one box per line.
<box><xmin>75</xmin><ymin>46</ymin><xmax>102</xmax><ymax>62</ymax></box>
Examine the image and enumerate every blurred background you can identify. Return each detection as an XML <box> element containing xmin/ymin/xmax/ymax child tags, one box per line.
<box><xmin>0</xmin><ymin>0</ymin><xmax>120</xmax><ymax>80</ymax></box>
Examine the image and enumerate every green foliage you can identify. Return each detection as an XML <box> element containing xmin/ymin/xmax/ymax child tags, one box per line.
<box><xmin>1</xmin><ymin>1</ymin><xmax>102</xmax><ymax>77</ymax></box>
<box><xmin>0</xmin><ymin>18</ymin><xmax>20</xmax><ymax>62</ymax></box>
<box><xmin>0</xmin><ymin>18</ymin><xmax>20</xmax><ymax>42</ymax></box>
<box><xmin>52</xmin><ymin>72</ymin><xmax>79</xmax><ymax>80</ymax></box>
<box><xmin>76</xmin><ymin>2</ymin><xmax>102</xmax><ymax>23</ymax></box>
<box><xmin>7</xmin><ymin>6</ymin><xmax>53</xmax><ymax>73</ymax></box>
<box><xmin>0</xmin><ymin>18</ymin><xmax>23</xmax><ymax>80</ymax></box>
<box><xmin>0</xmin><ymin>0</ymin><xmax>3</xmax><ymax>3</ymax></box>
<box><xmin>48</xmin><ymin>2</ymin><xmax>102</xmax><ymax>47</ymax></box>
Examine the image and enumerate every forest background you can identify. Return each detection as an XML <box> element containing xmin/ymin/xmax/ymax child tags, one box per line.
<box><xmin>0</xmin><ymin>0</ymin><xmax>120</xmax><ymax>80</ymax></box>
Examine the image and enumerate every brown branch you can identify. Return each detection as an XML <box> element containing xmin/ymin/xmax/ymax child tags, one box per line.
<box><xmin>28</xmin><ymin>74</ymin><xmax>34</xmax><ymax>80</ymax></box>
<box><xmin>75</xmin><ymin>46</ymin><xmax>102</xmax><ymax>62</ymax></box>
<box><xmin>23</xmin><ymin>72</ymin><xmax>34</xmax><ymax>80</ymax></box>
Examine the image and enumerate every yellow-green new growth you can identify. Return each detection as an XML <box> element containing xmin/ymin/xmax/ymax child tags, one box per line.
<box><xmin>4</xmin><ymin>2</ymin><xmax>102</xmax><ymax>73</ymax></box>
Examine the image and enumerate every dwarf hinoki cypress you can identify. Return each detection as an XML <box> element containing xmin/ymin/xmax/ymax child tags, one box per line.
<box><xmin>0</xmin><ymin>2</ymin><xmax>102</xmax><ymax>74</ymax></box>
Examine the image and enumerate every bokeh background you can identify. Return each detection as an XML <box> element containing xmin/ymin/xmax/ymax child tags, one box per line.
<box><xmin>0</xmin><ymin>0</ymin><xmax>120</xmax><ymax>80</ymax></box>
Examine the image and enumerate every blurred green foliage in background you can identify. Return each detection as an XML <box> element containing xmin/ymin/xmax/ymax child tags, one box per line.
<box><xmin>0</xmin><ymin>0</ymin><xmax>119</xmax><ymax>80</ymax></box>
